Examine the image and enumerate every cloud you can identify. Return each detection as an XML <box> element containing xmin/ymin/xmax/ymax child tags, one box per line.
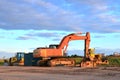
<box><xmin>0</xmin><ymin>36</ymin><xmax>5</xmax><ymax>39</ymax></box>
<box><xmin>0</xmin><ymin>29</ymin><xmax>68</xmax><ymax>41</ymax></box>
<box><xmin>112</xmin><ymin>33</ymin><xmax>120</xmax><ymax>39</ymax></box>
<box><xmin>67</xmin><ymin>48</ymin><xmax>120</xmax><ymax>56</ymax></box>
<box><xmin>0</xmin><ymin>51</ymin><xmax>14</xmax><ymax>58</ymax></box>
<box><xmin>66</xmin><ymin>0</ymin><xmax>109</xmax><ymax>13</ymax></box>
<box><xmin>0</xmin><ymin>0</ymin><xmax>82</xmax><ymax>31</ymax></box>
<box><xmin>0</xmin><ymin>0</ymin><xmax>120</xmax><ymax>33</ymax></box>
<box><xmin>94</xmin><ymin>35</ymin><xmax>106</xmax><ymax>38</ymax></box>
<box><xmin>26</xmin><ymin>31</ymin><xmax>60</xmax><ymax>38</ymax></box>
<box><xmin>16</xmin><ymin>36</ymin><xmax>36</xmax><ymax>40</ymax></box>
<box><xmin>52</xmin><ymin>38</ymin><xmax>61</xmax><ymax>42</ymax></box>
<box><xmin>15</xmin><ymin>30</ymin><xmax>68</xmax><ymax>41</ymax></box>
<box><xmin>33</xmin><ymin>32</ymin><xmax>58</xmax><ymax>38</ymax></box>
<box><xmin>95</xmin><ymin>48</ymin><xmax>120</xmax><ymax>55</ymax></box>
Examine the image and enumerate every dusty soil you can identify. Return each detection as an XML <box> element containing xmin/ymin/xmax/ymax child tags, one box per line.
<box><xmin>0</xmin><ymin>66</ymin><xmax>120</xmax><ymax>80</ymax></box>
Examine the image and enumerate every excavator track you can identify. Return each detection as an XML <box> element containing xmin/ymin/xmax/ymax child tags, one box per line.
<box><xmin>37</xmin><ymin>59</ymin><xmax>48</xmax><ymax>66</ymax></box>
<box><xmin>47</xmin><ymin>58</ymin><xmax>76</xmax><ymax>67</ymax></box>
<box><xmin>80</xmin><ymin>61</ymin><xmax>96</xmax><ymax>68</ymax></box>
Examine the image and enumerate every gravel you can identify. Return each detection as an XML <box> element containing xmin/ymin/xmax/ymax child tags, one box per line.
<box><xmin>0</xmin><ymin>66</ymin><xmax>120</xmax><ymax>80</ymax></box>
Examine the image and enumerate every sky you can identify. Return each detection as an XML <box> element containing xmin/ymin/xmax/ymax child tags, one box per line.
<box><xmin>0</xmin><ymin>0</ymin><xmax>120</xmax><ymax>58</ymax></box>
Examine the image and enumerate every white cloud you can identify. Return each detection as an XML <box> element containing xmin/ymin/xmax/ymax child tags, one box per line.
<box><xmin>16</xmin><ymin>36</ymin><xmax>36</xmax><ymax>40</ymax></box>
<box><xmin>0</xmin><ymin>0</ymin><xmax>120</xmax><ymax>33</ymax></box>
<box><xmin>0</xmin><ymin>0</ymin><xmax>83</xmax><ymax>31</ymax></box>
<box><xmin>96</xmin><ymin>12</ymin><xmax>120</xmax><ymax>23</ymax></box>
<box><xmin>66</xmin><ymin>0</ymin><xmax>109</xmax><ymax>11</ymax></box>
<box><xmin>0</xmin><ymin>51</ymin><xmax>14</xmax><ymax>58</ymax></box>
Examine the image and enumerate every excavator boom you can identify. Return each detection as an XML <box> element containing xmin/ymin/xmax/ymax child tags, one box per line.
<box><xmin>58</xmin><ymin>32</ymin><xmax>90</xmax><ymax>58</ymax></box>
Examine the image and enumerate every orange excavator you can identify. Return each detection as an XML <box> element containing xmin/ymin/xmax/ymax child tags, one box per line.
<box><xmin>33</xmin><ymin>32</ymin><xmax>108</xmax><ymax>67</ymax></box>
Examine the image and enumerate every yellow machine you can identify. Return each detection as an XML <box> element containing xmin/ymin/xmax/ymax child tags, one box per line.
<box><xmin>9</xmin><ymin>52</ymin><xmax>24</xmax><ymax>66</ymax></box>
<box><xmin>81</xmin><ymin>48</ymin><xmax>109</xmax><ymax>67</ymax></box>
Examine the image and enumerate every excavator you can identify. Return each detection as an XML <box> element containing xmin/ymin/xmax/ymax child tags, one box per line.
<box><xmin>33</xmin><ymin>32</ymin><xmax>108</xmax><ymax>67</ymax></box>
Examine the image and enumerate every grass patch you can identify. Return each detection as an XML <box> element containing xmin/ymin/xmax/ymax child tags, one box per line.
<box><xmin>71</xmin><ymin>56</ymin><xmax>120</xmax><ymax>67</ymax></box>
<box><xmin>0</xmin><ymin>59</ymin><xmax>4</xmax><ymax>66</ymax></box>
<box><xmin>71</xmin><ymin>57</ymin><xmax>83</xmax><ymax>64</ymax></box>
<box><xmin>107</xmin><ymin>56</ymin><xmax>120</xmax><ymax>67</ymax></box>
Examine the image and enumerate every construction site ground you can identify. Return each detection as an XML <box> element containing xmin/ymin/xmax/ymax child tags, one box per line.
<box><xmin>0</xmin><ymin>66</ymin><xmax>120</xmax><ymax>80</ymax></box>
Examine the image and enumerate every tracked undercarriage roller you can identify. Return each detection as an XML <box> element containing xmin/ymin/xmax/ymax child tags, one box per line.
<box><xmin>80</xmin><ymin>61</ymin><xmax>96</xmax><ymax>68</ymax></box>
<box><xmin>48</xmin><ymin>58</ymin><xmax>76</xmax><ymax>67</ymax></box>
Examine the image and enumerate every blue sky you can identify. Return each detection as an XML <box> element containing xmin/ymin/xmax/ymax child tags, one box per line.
<box><xmin>0</xmin><ymin>0</ymin><xmax>120</xmax><ymax>58</ymax></box>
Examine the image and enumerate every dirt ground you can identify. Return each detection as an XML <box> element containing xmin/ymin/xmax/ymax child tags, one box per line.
<box><xmin>0</xmin><ymin>66</ymin><xmax>120</xmax><ymax>80</ymax></box>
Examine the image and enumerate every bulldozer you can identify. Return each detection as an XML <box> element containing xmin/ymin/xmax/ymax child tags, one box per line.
<box><xmin>80</xmin><ymin>48</ymin><xmax>109</xmax><ymax>67</ymax></box>
<box><xmin>8</xmin><ymin>52</ymin><xmax>24</xmax><ymax>66</ymax></box>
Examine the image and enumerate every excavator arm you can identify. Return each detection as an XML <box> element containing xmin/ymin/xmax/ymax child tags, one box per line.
<box><xmin>57</xmin><ymin>32</ymin><xmax>90</xmax><ymax>58</ymax></box>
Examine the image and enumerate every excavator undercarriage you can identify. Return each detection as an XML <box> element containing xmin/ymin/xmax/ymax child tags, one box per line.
<box><xmin>48</xmin><ymin>58</ymin><xmax>75</xmax><ymax>67</ymax></box>
<box><xmin>37</xmin><ymin>57</ymin><xmax>75</xmax><ymax>67</ymax></box>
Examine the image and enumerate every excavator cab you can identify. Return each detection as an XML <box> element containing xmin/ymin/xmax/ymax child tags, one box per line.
<box><xmin>49</xmin><ymin>44</ymin><xmax>59</xmax><ymax>49</ymax></box>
